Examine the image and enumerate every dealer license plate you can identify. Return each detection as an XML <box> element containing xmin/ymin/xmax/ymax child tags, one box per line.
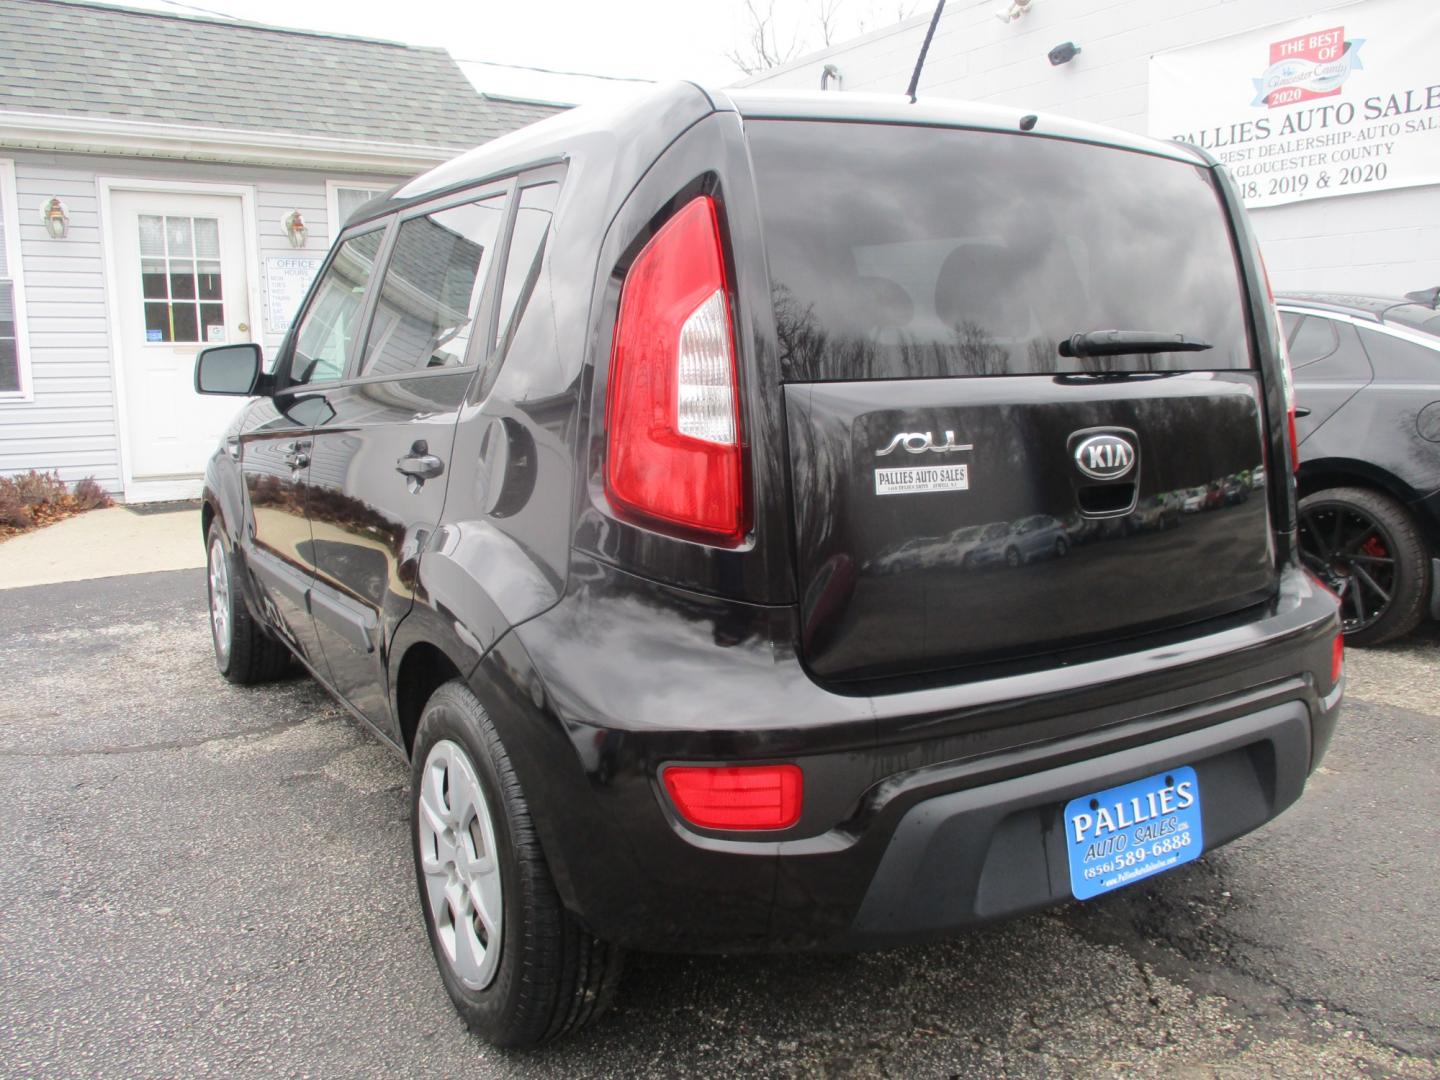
<box><xmin>1064</xmin><ymin>766</ymin><xmax>1204</xmax><ymax>901</ymax></box>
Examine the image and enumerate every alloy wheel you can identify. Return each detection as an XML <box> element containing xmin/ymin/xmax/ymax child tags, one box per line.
<box><xmin>1298</xmin><ymin>501</ymin><xmax>1398</xmax><ymax>635</ymax></box>
<box><xmin>418</xmin><ymin>739</ymin><xmax>504</xmax><ymax>990</ymax></box>
<box><xmin>208</xmin><ymin>537</ymin><xmax>231</xmax><ymax>666</ymax></box>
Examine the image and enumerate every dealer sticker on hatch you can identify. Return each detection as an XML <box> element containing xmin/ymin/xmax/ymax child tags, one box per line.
<box><xmin>1064</xmin><ymin>766</ymin><xmax>1203</xmax><ymax>901</ymax></box>
<box><xmin>874</xmin><ymin>464</ymin><xmax>969</xmax><ymax>495</ymax></box>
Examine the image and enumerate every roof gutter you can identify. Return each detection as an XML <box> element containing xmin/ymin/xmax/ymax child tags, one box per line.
<box><xmin>0</xmin><ymin>110</ymin><xmax>464</xmax><ymax>174</ymax></box>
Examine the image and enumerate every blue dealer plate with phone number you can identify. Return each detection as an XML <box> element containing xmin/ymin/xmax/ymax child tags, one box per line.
<box><xmin>1064</xmin><ymin>766</ymin><xmax>1204</xmax><ymax>901</ymax></box>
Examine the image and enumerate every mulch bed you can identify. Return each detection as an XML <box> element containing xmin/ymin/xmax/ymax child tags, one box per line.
<box><xmin>0</xmin><ymin>499</ymin><xmax>106</xmax><ymax>544</ymax></box>
<box><xmin>0</xmin><ymin>471</ymin><xmax>114</xmax><ymax>544</ymax></box>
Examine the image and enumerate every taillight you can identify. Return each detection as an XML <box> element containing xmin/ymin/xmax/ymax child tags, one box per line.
<box><xmin>662</xmin><ymin>764</ymin><xmax>802</xmax><ymax>830</ymax></box>
<box><xmin>1306</xmin><ymin>572</ymin><xmax>1345</xmax><ymax>684</ymax></box>
<box><xmin>605</xmin><ymin>195</ymin><xmax>747</xmax><ymax>546</ymax></box>
<box><xmin>1258</xmin><ymin>254</ymin><xmax>1299</xmax><ymax>472</ymax></box>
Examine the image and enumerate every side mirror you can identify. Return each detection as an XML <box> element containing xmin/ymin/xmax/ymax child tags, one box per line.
<box><xmin>195</xmin><ymin>343</ymin><xmax>263</xmax><ymax>396</ymax></box>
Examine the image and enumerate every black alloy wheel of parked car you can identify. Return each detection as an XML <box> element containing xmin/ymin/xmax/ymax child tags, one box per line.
<box><xmin>1280</xmin><ymin>290</ymin><xmax>1440</xmax><ymax>645</ymax></box>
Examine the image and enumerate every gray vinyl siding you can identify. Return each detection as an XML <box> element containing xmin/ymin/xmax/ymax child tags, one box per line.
<box><xmin>0</xmin><ymin>151</ymin><xmax>393</xmax><ymax>495</ymax></box>
<box><xmin>0</xmin><ymin>157</ymin><xmax>111</xmax><ymax>485</ymax></box>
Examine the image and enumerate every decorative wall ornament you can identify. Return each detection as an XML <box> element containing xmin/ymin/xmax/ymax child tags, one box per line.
<box><xmin>40</xmin><ymin>197</ymin><xmax>70</xmax><ymax>239</ymax></box>
<box><xmin>282</xmin><ymin>209</ymin><xmax>308</xmax><ymax>248</ymax></box>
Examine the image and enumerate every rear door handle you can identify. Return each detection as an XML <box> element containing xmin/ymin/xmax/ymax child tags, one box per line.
<box><xmin>280</xmin><ymin>439</ymin><xmax>311</xmax><ymax>469</ymax></box>
<box><xmin>396</xmin><ymin>444</ymin><xmax>444</xmax><ymax>481</ymax></box>
<box><xmin>397</xmin><ymin>454</ymin><xmax>444</xmax><ymax>479</ymax></box>
<box><xmin>1294</xmin><ymin>406</ymin><xmax>1312</xmax><ymax>417</ymax></box>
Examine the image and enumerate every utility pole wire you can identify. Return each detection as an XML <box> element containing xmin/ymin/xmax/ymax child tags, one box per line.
<box><xmin>454</xmin><ymin>58</ymin><xmax>655</xmax><ymax>83</ymax></box>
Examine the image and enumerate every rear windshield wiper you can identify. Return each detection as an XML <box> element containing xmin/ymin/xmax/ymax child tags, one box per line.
<box><xmin>1058</xmin><ymin>330</ymin><xmax>1213</xmax><ymax>358</ymax></box>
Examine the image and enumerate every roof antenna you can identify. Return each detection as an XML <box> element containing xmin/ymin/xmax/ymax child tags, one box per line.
<box><xmin>906</xmin><ymin>0</ymin><xmax>947</xmax><ymax>103</ymax></box>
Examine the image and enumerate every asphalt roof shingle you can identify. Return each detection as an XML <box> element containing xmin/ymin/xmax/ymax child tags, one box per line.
<box><xmin>0</xmin><ymin>0</ymin><xmax>566</xmax><ymax>148</ymax></box>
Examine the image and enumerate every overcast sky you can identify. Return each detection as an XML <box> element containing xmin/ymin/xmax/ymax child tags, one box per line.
<box><xmin>107</xmin><ymin>0</ymin><xmax>929</xmax><ymax>104</ymax></box>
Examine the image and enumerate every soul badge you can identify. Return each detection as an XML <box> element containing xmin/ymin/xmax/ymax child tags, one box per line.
<box><xmin>874</xmin><ymin>463</ymin><xmax>969</xmax><ymax>495</ymax></box>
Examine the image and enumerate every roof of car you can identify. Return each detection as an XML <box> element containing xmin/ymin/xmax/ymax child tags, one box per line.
<box><xmin>1275</xmin><ymin>293</ymin><xmax>1393</xmax><ymax>321</ymax></box>
<box><xmin>1276</xmin><ymin>291</ymin><xmax>1440</xmax><ymax>335</ymax></box>
<box><xmin>379</xmin><ymin>81</ymin><xmax>1211</xmax><ymax>214</ymax></box>
<box><xmin>716</xmin><ymin>88</ymin><xmax>1205</xmax><ymax>164</ymax></box>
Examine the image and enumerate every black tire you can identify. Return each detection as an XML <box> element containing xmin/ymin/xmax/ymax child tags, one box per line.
<box><xmin>205</xmin><ymin>521</ymin><xmax>290</xmax><ymax>684</ymax></box>
<box><xmin>1005</xmin><ymin>546</ymin><xmax>1022</xmax><ymax>568</ymax></box>
<box><xmin>1055</xmin><ymin>537</ymin><xmax>1070</xmax><ymax>558</ymax></box>
<box><xmin>410</xmin><ymin>681</ymin><xmax>622</xmax><ymax>1048</ymax></box>
<box><xmin>1298</xmin><ymin>486</ymin><xmax>1429</xmax><ymax>646</ymax></box>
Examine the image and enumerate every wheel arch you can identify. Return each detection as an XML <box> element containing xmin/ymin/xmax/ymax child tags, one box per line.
<box><xmin>390</xmin><ymin>607</ymin><xmax>608</xmax><ymax>924</ymax></box>
<box><xmin>1296</xmin><ymin>458</ymin><xmax>1420</xmax><ymax>506</ymax></box>
<box><xmin>394</xmin><ymin>643</ymin><xmax>464</xmax><ymax>757</ymax></box>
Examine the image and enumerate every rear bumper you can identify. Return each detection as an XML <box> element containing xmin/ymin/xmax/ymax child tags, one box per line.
<box><xmin>847</xmin><ymin>698</ymin><xmax>1319</xmax><ymax>945</ymax></box>
<box><xmin>473</xmin><ymin>559</ymin><xmax>1342</xmax><ymax>953</ymax></box>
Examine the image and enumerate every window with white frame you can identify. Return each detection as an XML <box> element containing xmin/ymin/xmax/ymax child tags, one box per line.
<box><xmin>326</xmin><ymin>182</ymin><xmax>390</xmax><ymax>236</ymax></box>
<box><xmin>0</xmin><ymin>159</ymin><xmax>31</xmax><ymax>399</ymax></box>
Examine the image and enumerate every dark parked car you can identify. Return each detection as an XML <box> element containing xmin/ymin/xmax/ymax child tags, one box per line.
<box><xmin>194</xmin><ymin>83</ymin><xmax>1342</xmax><ymax>1047</ymax></box>
<box><xmin>1278</xmin><ymin>290</ymin><xmax>1440</xmax><ymax>644</ymax></box>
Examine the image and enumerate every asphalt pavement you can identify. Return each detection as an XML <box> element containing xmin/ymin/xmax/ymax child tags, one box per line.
<box><xmin>1</xmin><ymin>568</ymin><xmax>1437</xmax><ymax>1078</ymax></box>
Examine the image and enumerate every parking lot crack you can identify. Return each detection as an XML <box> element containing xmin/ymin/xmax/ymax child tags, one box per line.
<box><xmin>0</xmin><ymin>716</ymin><xmax>310</xmax><ymax>759</ymax></box>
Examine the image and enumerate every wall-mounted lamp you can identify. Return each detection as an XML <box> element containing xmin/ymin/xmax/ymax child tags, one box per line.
<box><xmin>282</xmin><ymin>209</ymin><xmax>308</xmax><ymax>249</ymax></box>
<box><xmin>820</xmin><ymin>63</ymin><xmax>843</xmax><ymax>91</ymax></box>
<box><xmin>40</xmin><ymin>197</ymin><xmax>70</xmax><ymax>240</ymax></box>
<box><xmin>1047</xmin><ymin>40</ymin><xmax>1082</xmax><ymax>65</ymax></box>
<box><xmin>995</xmin><ymin>0</ymin><xmax>1033</xmax><ymax>23</ymax></box>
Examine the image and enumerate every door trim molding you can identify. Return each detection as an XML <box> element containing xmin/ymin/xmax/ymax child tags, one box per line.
<box><xmin>97</xmin><ymin>177</ymin><xmax>262</xmax><ymax>503</ymax></box>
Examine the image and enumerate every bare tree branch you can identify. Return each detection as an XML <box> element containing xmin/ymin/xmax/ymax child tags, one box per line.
<box><xmin>729</xmin><ymin>0</ymin><xmax>927</xmax><ymax>76</ymax></box>
<box><xmin>726</xmin><ymin>0</ymin><xmax>802</xmax><ymax>75</ymax></box>
<box><xmin>817</xmin><ymin>0</ymin><xmax>843</xmax><ymax>46</ymax></box>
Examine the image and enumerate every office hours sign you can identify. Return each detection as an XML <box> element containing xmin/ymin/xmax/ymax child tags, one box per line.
<box><xmin>1149</xmin><ymin>0</ymin><xmax>1440</xmax><ymax>207</ymax></box>
<box><xmin>263</xmin><ymin>255</ymin><xmax>325</xmax><ymax>335</ymax></box>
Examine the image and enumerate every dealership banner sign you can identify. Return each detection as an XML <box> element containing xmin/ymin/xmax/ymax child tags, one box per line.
<box><xmin>1149</xmin><ymin>0</ymin><xmax>1440</xmax><ymax>208</ymax></box>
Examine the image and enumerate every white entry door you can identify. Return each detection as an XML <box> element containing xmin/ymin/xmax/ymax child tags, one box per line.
<box><xmin>110</xmin><ymin>189</ymin><xmax>253</xmax><ymax>502</ymax></box>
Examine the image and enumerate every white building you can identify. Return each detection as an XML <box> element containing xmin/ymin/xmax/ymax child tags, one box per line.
<box><xmin>0</xmin><ymin>0</ymin><xmax>561</xmax><ymax>502</ymax></box>
<box><xmin>740</xmin><ymin>0</ymin><xmax>1439</xmax><ymax>298</ymax></box>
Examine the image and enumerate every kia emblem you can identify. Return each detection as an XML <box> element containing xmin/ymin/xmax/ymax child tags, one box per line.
<box><xmin>1073</xmin><ymin>433</ymin><xmax>1136</xmax><ymax>481</ymax></box>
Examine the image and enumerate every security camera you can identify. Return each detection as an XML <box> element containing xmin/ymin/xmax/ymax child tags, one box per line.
<box><xmin>1048</xmin><ymin>41</ymin><xmax>1082</xmax><ymax>65</ymax></box>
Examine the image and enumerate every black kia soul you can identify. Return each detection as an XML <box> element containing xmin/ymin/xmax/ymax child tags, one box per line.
<box><xmin>196</xmin><ymin>84</ymin><xmax>1343</xmax><ymax>1046</ymax></box>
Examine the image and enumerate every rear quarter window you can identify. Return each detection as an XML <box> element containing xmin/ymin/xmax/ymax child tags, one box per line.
<box><xmin>1359</xmin><ymin>328</ymin><xmax>1440</xmax><ymax>383</ymax></box>
<box><xmin>1286</xmin><ymin>315</ymin><xmax>1372</xmax><ymax>380</ymax></box>
<box><xmin>746</xmin><ymin>120</ymin><xmax>1252</xmax><ymax>381</ymax></box>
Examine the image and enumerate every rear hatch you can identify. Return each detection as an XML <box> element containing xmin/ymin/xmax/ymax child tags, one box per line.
<box><xmin>748</xmin><ymin>119</ymin><xmax>1278</xmax><ymax>683</ymax></box>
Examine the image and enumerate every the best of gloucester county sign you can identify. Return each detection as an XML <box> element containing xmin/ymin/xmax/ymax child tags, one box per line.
<box><xmin>1148</xmin><ymin>0</ymin><xmax>1440</xmax><ymax>208</ymax></box>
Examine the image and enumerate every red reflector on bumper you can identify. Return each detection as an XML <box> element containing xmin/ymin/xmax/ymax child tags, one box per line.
<box><xmin>1332</xmin><ymin>630</ymin><xmax>1345</xmax><ymax>685</ymax></box>
<box><xmin>662</xmin><ymin>764</ymin><xmax>802</xmax><ymax>830</ymax></box>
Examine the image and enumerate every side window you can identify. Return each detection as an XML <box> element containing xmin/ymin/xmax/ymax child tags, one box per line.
<box><xmin>290</xmin><ymin>229</ymin><xmax>384</xmax><ymax>386</ymax></box>
<box><xmin>359</xmin><ymin>193</ymin><xmax>505</xmax><ymax>378</ymax></box>
<box><xmin>1302</xmin><ymin>321</ymin><xmax>1372</xmax><ymax>381</ymax></box>
<box><xmin>493</xmin><ymin>183</ymin><xmax>559</xmax><ymax>361</ymax></box>
<box><xmin>1286</xmin><ymin>315</ymin><xmax>1339</xmax><ymax>369</ymax></box>
<box><xmin>1287</xmin><ymin>315</ymin><xmax>1372</xmax><ymax>381</ymax></box>
<box><xmin>0</xmin><ymin>160</ymin><xmax>28</xmax><ymax>397</ymax></box>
